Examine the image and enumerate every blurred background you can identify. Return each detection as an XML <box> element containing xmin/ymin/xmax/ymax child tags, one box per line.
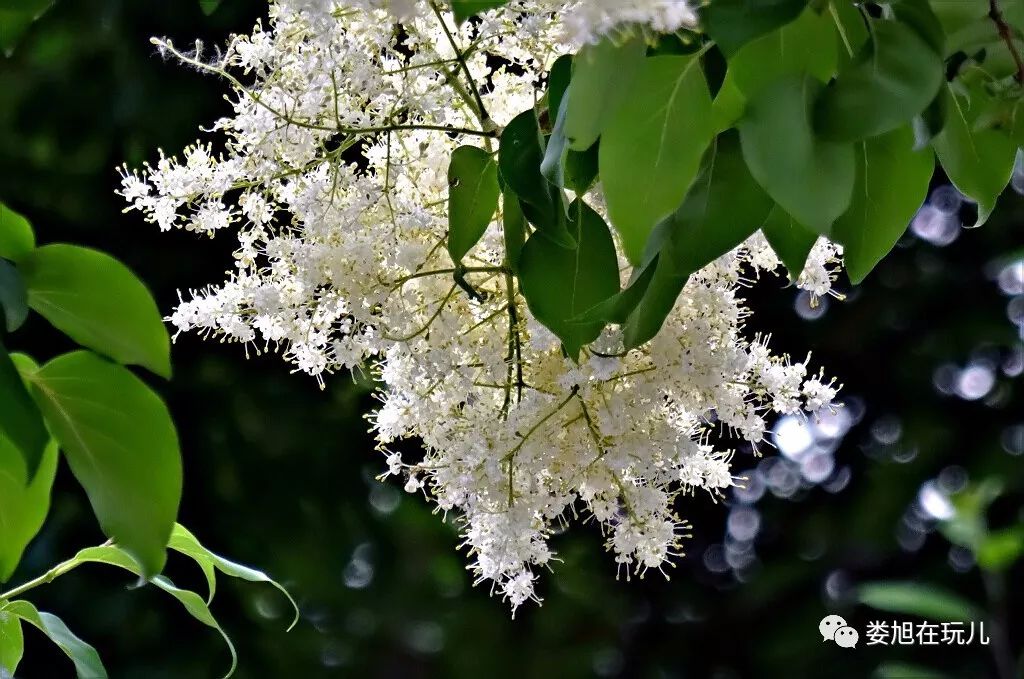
<box><xmin>1</xmin><ymin>1</ymin><xmax>1022</xmax><ymax>677</ymax></box>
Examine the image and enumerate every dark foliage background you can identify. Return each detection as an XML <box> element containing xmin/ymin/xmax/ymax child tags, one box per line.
<box><xmin>1</xmin><ymin>2</ymin><xmax>1021</xmax><ymax>677</ymax></box>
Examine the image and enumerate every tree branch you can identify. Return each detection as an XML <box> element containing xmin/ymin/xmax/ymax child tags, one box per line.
<box><xmin>989</xmin><ymin>0</ymin><xmax>1024</xmax><ymax>84</ymax></box>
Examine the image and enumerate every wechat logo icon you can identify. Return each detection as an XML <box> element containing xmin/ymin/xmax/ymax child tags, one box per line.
<box><xmin>820</xmin><ymin>615</ymin><xmax>859</xmax><ymax>648</ymax></box>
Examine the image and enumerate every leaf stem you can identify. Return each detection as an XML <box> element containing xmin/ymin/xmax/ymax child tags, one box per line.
<box><xmin>988</xmin><ymin>0</ymin><xmax>1024</xmax><ymax>84</ymax></box>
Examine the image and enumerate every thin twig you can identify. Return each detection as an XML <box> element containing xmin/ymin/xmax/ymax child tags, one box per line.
<box><xmin>989</xmin><ymin>0</ymin><xmax>1024</xmax><ymax>84</ymax></box>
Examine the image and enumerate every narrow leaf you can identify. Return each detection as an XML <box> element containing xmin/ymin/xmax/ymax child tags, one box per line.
<box><xmin>858</xmin><ymin>581</ymin><xmax>984</xmax><ymax>622</ymax></box>
<box><xmin>0</xmin><ymin>260</ymin><xmax>28</xmax><ymax>332</ymax></box>
<box><xmin>447</xmin><ymin>146</ymin><xmax>499</xmax><ymax>264</ymax></box>
<box><xmin>20</xmin><ymin>245</ymin><xmax>171</xmax><ymax>377</ymax></box>
<box><xmin>2</xmin><ymin>600</ymin><xmax>106</xmax><ymax>679</ymax></box>
<box><xmin>0</xmin><ymin>204</ymin><xmax>34</xmax><ymax>263</ymax></box>
<box><xmin>0</xmin><ymin>343</ymin><xmax>47</xmax><ymax>480</ymax></box>
<box><xmin>28</xmin><ymin>351</ymin><xmax>182</xmax><ymax>578</ymax></box>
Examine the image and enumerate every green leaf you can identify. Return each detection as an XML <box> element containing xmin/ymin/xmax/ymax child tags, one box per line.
<box><xmin>502</xmin><ymin>191</ymin><xmax>525</xmax><ymax>273</ymax></box>
<box><xmin>892</xmin><ymin>0</ymin><xmax>945</xmax><ymax>55</ymax></box>
<box><xmin>447</xmin><ymin>146</ymin><xmax>499</xmax><ymax>264</ymax></box>
<box><xmin>198</xmin><ymin>0</ymin><xmax>221</xmax><ymax>15</ymax></box>
<box><xmin>169</xmin><ymin>524</ymin><xmax>299</xmax><ymax>629</ymax></box>
<box><xmin>739</xmin><ymin>75</ymin><xmax>855</xmax><ymax>233</ymax></box>
<box><xmin>518</xmin><ymin>200</ymin><xmax>619</xmax><ymax>358</ymax></box>
<box><xmin>2</xmin><ymin>600</ymin><xmax>106</xmax><ymax>679</ymax></box>
<box><xmin>562</xmin><ymin>36</ymin><xmax>646</xmax><ymax>152</ymax></box>
<box><xmin>0</xmin><ymin>259</ymin><xmax>28</xmax><ymax>332</ymax></box>
<box><xmin>70</xmin><ymin>544</ymin><xmax>238</xmax><ymax>678</ymax></box>
<box><xmin>450</xmin><ymin>0</ymin><xmax>508</xmax><ymax>23</ymax></box>
<box><xmin>814</xmin><ymin>20</ymin><xmax>944</xmax><ymax>142</ymax></box>
<box><xmin>829</xmin><ymin>0</ymin><xmax>868</xmax><ymax>66</ymax></box>
<box><xmin>712</xmin><ymin>7</ymin><xmax>838</xmax><ymax>130</ymax></box>
<box><xmin>700</xmin><ymin>0</ymin><xmax>809</xmax><ymax>56</ymax></box>
<box><xmin>19</xmin><ymin>244</ymin><xmax>171</xmax><ymax>377</ymax></box>
<box><xmin>0</xmin><ymin>2</ymin><xmax>52</xmax><ymax>57</ymax></box>
<box><xmin>622</xmin><ymin>254</ymin><xmax>688</xmax><ymax>349</ymax></box>
<box><xmin>499</xmin><ymin>110</ymin><xmax>574</xmax><ymax>248</ymax></box>
<box><xmin>574</xmin><ymin>258</ymin><xmax>659</xmax><ymax>325</ymax></box>
<box><xmin>662</xmin><ymin>130</ymin><xmax>774</xmax><ymax>276</ymax></box>
<box><xmin>913</xmin><ymin>86</ymin><xmax>950</xmax><ymax>150</ymax></box>
<box><xmin>932</xmin><ymin>84</ymin><xmax>1016</xmax><ymax>226</ymax></box>
<box><xmin>542</xmin><ymin>93</ymin><xmax>599</xmax><ymax>195</ymax></box>
<box><xmin>858</xmin><ymin>582</ymin><xmax>983</xmax><ymax>622</ymax></box>
<box><xmin>873</xmin><ymin>663</ymin><xmax>950</xmax><ymax>679</ymax></box>
<box><xmin>976</xmin><ymin>526</ymin><xmax>1024</xmax><ymax>572</ymax></box>
<box><xmin>760</xmin><ymin>205</ymin><xmax>819</xmax><ymax>280</ymax></box>
<box><xmin>546</xmin><ymin>54</ymin><xmax>572</xmax><ymax>120</ymax></box>
<box><xmin>0</xmin><ymin>605</ymin><xmax>23</xmax><ymax>676</ymax></box>
<box><xmin>832</xmin><ymin>126</ymin><xmax>933</xmax><ymax>284</ymax></box>
<box><xmin>600</xmin><ymin>55</ymin><xmax>714</xmax><ymax>264</ymax></box>
<box><xmin>0</xmin><ymin>438</ymin><xmax>56</xmax><ymax>582</ymax></box>
<box><xmin>0</xmin><ymin>343</ymin><xmax>48</xmax><ymax>480</ymax></box>
<box><xmin>0</xmin><ymin>204</ymin><xmax>34</xmax><ymax>263</ymax></box>
<box><xmin>27</xmin><ymin>351</ymin><xmax>182</xmax><ymax>578</ymax></box>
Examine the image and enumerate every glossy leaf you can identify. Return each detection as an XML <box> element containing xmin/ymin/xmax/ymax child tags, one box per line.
<box><xmin>858</xmin><ymin>581</ymin><xmax>983</xmax><ymax>622</ymax></box>
<box><xmin>622</xmin><ymin>255</ymin><xmax>688</xmax><ymax>349</ymax></box>
<box><xmin>447</xmin><ymin>146</ymin><xmax>500</xmax><ymax>264</ymax></box>
<box><xmin>518</xmin><ymin>200</ymin><xmax>619</xmax><ymax>358</ymax></box>
<box><xmin>28</xmin><ymin>351</ymin><xmax>182</xmax><ymax>578</ymax></box>
<box><xmin>760</xmin><ymin>205</ymin><xmax>819</xmax><ymax>280</ymax></box>
<box><xmin>662</xmin><ymin>130</ymin><xmax>774</xmax><ymax>276</ymax></box>
<box><xmin>20</xmin><ymin>245</ymin><xmax>171</xmax><ymax>377</ymax></box>
<box><xmin>600</xmin><ymin>55</ymin><xmax>714</xmax><ymax>264</ymax></box>
<box><xmin>832</xmin><ymin>126</ymin><xmax>933</xmax><ymax>284</ymax></box>
<box><xmin>814</xmin><ymin>21</ymin><xmax>944</xmax><ymax>142</ymax></box>
<box><xmin>739</xmin><ymin>75</ymin><xmax>855</xmax><ymax>234</ymax></box>
<box><xmin>700</xmin><ymin>0</ymin><xmax>809</xmax><ymax>55</ymax></box>
<box><xmin>450</xmin><ymin>0</ymin><xmax>508</xmax><ymax>23</ymax></box>
<box><xmin>0</xmin><ymin>343</ymin><xmax>47</xmax><ymax>480</ymax></box>
<box><xmin>0</xmin><ymin>602</ymin><xmax>23</xmax><ymax>676</ymax></box>
<box><xmin>0</xmin><ymin>439</ymin><xmax>57</xmax><ymax>582</ymax></box>
<box><xmin>575</xmin><ymin>259</ymin><xmax>659</xmax><ymax>325</ymax></box>
<box><xmin>169</xmin><ymin>524</ymin><xmax>299</xmax><ymax>628</ymax></box>
<box><xmin>0</xmin><ymin>259</ymin><xmax>27</xmax><ymax>332</ymax></box>
<box><xmin>546</xmin><ymin>54</ymin><xmax>572</xmax><ymax>120</ymax></box>
<box><xmin>562</xmin><ymin>36</ymin><xmax>646</xmax><ymax>152</ymax></box>
<box><xmin>932</xmin><ymin>84</ymin><xmax>1016</xmax><ymax>226</ymax></box>
<box><xmin>0</xmin><ymin>203</ymin><xmax>34</xmax><ymax>263</ymax></box>
<box><xmin>542</xmin><ymin>93</ymin><xmax>600</xmax><ymax>195</ymax></box>
<box><xmin>2</xmin><ymin>600</ymin><xmax>106</xmax><ymax>679</ymax></box>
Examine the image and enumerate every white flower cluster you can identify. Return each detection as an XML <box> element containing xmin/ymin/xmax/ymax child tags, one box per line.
<box><xmin>120</xmin><ymin>0</ymin><xmax>840</xmax><ymax>613</ymax></box>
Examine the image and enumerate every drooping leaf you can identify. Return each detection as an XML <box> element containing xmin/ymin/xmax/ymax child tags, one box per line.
<box><xmin>814</xmin><ymin>20</ymin><xmax>944</xmax><ymax>142</ymax></box>
<box><xmin>622</xmin><ymin>254</ymin><xmax>689</xmax><ymax>349</ymax></box>
<box><xmin>542</xmin><ymin>93</ymin><xmax>600</xmax><ymax>195</ymax></box>
<box><xmin>19</xmin><ymin>245</ymin><xmax>171</xmax><ymax>377</ymax></box>
<box><xmin>447</xmin><ymin>146</ymin><xmax>500</xmax><ymax>264</ymax></box>
<box><xmin>829</xmin><ymin>0</ymin><xmax>869</xmax><ymax>66</ymax></box>
<box><xmin>518</xmin><ymin>200</ymin><xmax>619</xmax><ymax>358</ymax></box>
<box><xmin>858</xmin><ymin>582</ymin><xmax>984</xmax><ymax>622</ymax></box>
<box><xmin>450</xmin><ymin>0</ymin><xmax>508</xmax><ymax>23</ymax></box>
<box><xmin>739</xmin><ymin>75</ymin><xmax>855</xmax><ymax>234</ymax></box>
<box><xmin>932</xmin><ymin>84</ymin><xmax>1016</xmax><ymax>226</ymax></box>
<box><xmin>499</xmin><ymin>110</ymin><xmax>574</xmax><ymax>247</ymax></box>
<box><xmin>169</xmin><ymin>524</ymin><xmax>299</xmax><ymax>629</ymax></box>
<box><xmin>0</xmin><ymin>343</ymin><xmax>47</xmax><ymax>480</ymax></box>
<box><xmin>700</xmin><ymin>0</ymin><xmax>809</xmax><ymax>56</ymax></box>
<box><xmin>574</xmin><ymin>258</ymin><xmax>659</xmax><ymax>325</ymax></box>
<box><xmin>2</xmin><ymin>600</ymin><xmax>107</xmax><ymax>679</ymax></box>
<box><xmin>0</xmin><ymin>259</ymin><xmax>27</xmax><ymax>332</ymax></box>
<box><xmin>832</xmin><ymin>126</ymin><xmax>934</xmax><ymax>284</ymax></box>
<box><xmin>712</xmin><ymin>7</ymin><xmax>838</xmax><ymax>130</ymax></box>
<box><xmin>0</xmin><ymin>203</ymin><xmax>34</xmax><ymax>263</ymax></box>
<box><xmin>502</xmin><ymin>191</ymin><xmax>526</xmax><ymax>273</ymax></box>
<box><xmin>0</xmin><ymin>438</ymin><xmax>57</xmax><ymax>582</ymax></box>
<box><xmin>546</xmin><ymin>54</ymin><xmax>572</xmax><ymax>120</ymax></box>
<box><xmin>600</xmin><ymin>54</ymin><xmax>714</xmax><ymax>264</ymax></box>
<box><xmin>562</xmin><ymin>36</ymin><xmax>646</xmax><ymax>152</ymax></box>
<box><xmin>913</xmin><ymin>86</ymin><xmax>950</xmax><ymax>149</ymax></box>
<box><xmin>662</xmin><ymin>130</ymin><xmax>774</xmax><ymax>276</ymax></box>
<box><xmin>27</xmin><ymin>351</ymin><xmax>182</xmax><ymax>578</ymax></box>
<box><xmin>892</xmin><ymin>0</ymin><xmax>945</xmax><ymax>55</ymax></box>
<box><xmin>0</xmin><ymin>602</ymin><xmax>23</xmax><ymax>676</ymax></box>
<box><xmin>760</xmin><ymin>204</ymin><xmax>819</xmax><ymax>281</ymax></box>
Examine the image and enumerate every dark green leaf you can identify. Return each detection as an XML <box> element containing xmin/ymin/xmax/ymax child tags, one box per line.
<box><xmin>0</xmin><ymin>259</ymin><xmax>27</xmax><ymax>332</ymax></box>
<box><xmin>546</xmin><ymin>54</ymin><xmax>572</xmax><ymax>120</ymax></box>
<box><xmin>0</xmin><ymin>607</ymin><xmax>22</xmax><ymax>676</ymax></box>
<box><xmin>600</xmin><ymin>55</ymin><xmax>714</xmax><ymax>264</ymax></box>
<box><xmin>447</xmin><ymin>145</ymin><xmax>500</xmax><ymax>264</ymax></box>
<box><xmin>0</xmin><ymin>343</ymin><xmax>47</xmax><ymax>480</ymax></box>
<box><xmin>858</xmin><ymin>582</ymin><xmax>983</xmax><ymax>622</ymax></box>
<box><xmin>562</xmin><ymin>36</ymin><xmax>646</xmax><ymax>152</ymax></box>
<box><xmin>662</xmin><ymin>130</ymin><xmax>774</xmax><ymax>276</ymax></box>
<box><xmin>542</xmin><ymin>93</ymin><xmax>600</xmax><ymax>195</ymax></box>
<box><xmin>814</xmin><ymin>20</ymin><xmax>944</xmax><ymax>142</ymax></box>
<box><xmin>739</xmin><ymin>75</ymin><xmax>855</xmax><ymax>233</ymax></box>
<box><xmin>913</xmin><ymin>86</ymin><xmax>950</xmax><ymax>150</ymax></box>
<box><xmin>0</xmin><ymin>2</ymin><xmax>52</xmax><ymax>57</ymax></box>
<box><xmin>829</xmin><ymin>0</ymin><xmax>868</xmax><ymax>66</ymax></box>
<box><xmin>892</xmin><ymin>0</ymin><xmax>945</xmax><ymax>55</ymax></box>
<box><xmin>20</xmin><ymin>244</ymin><xmax>171</xmax><ymax>378</ymax></box>
<box><xmin>0</xmin><ymin>203</ymin><xmax>34</xmax><ymax>263</ymax></box>
<box><xmin>28</xmin><ymin>351</ymin><xmax>182</xmax><ymax>578</ymax></box>
<box><xmin>169</xmin><ymin>524</ymin><xmax>299</xmax><ymax>629</ymax></box>
<box><xmin>3</xmin><ymin>600</ymin><xmax>107</xmax><ymax>679</ymax></box>
<box><xmin>622</xmin><ymin>255</ymin><xmax>688</xmax><ymax>349</ymax></box>
<box><xmin>760</xmin><ymin>204</ymin><xmax>819</xmax><ymax>280</ymax></box>
<box><xmin>0</xmin><ymin>438</ymin><xmax>56</xmax><ymax>582</ymax></box>
<box><xmin>832</xmin><ymin>126</ymin><xmax>934</xmax><ymax>284</ymax></box>
<box><xmin>499</xmin><ymin>110</ymin><xmax>574</xmax><ymax>247</ymax></box>
<box><xmin>700</xmin><ymin>0</ymin><xmax>809</xmax><ymax>55</ymax></box>
<box><xmin>574</xmin><ymin>258</ymin><xmax>659</xmax><ymax>325</ymax></box>
<box><xmin>932</xmin><ymin>83</ymin><xmax>1016</xmax><ymax>226</ymax></box>
<box><xmin>502</xmin><ymin>191</ymin><xmax>525</xmax><ymax>273</ymax></box>
<box><xmin>518</xmin><ymin>200</ymin><xmax>619</xmax><ymax>358</ymax></box>
<box><xmin>198</xmin><ymin>0</ymin><xmax>221</xmax><ymax>15</ymax></box>
<box><xmin>873</xmin><ymin>663</ymin><xmax>950</xmax><ymax>679</ymax></box>
<box><xmin>450</xmin><ymin>0</ymin><xmax>508</xmax><ymax>23</ymax></box>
